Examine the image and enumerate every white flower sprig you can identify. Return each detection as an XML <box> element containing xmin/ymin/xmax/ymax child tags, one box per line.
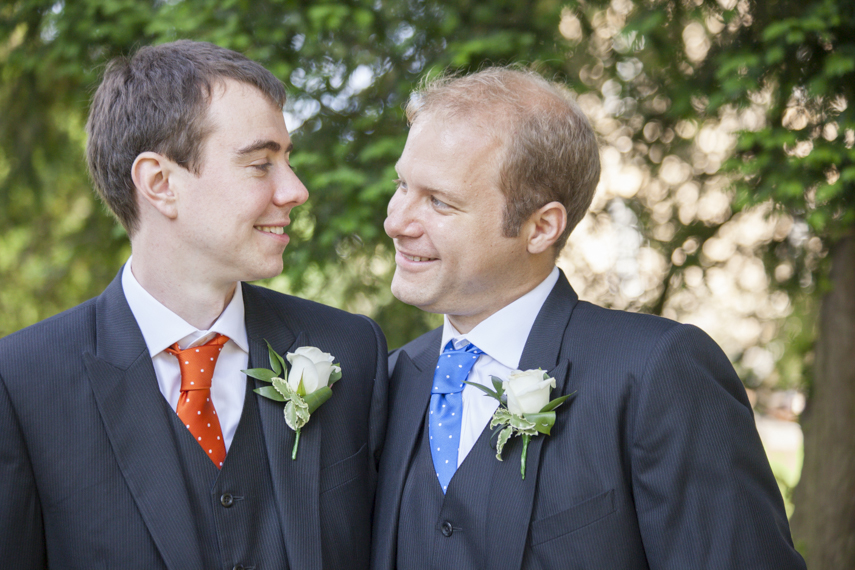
<box><xmin>244</xmin><ymin>343</ymin><xmax>341</xmax><ymax>460</ymax></box>
<box><xmin>466</xmin><ymin>369</ymin><xmax>574</xmax><ymax>479</ymax></box>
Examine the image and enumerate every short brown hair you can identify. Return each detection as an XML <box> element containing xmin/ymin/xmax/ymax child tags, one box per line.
<box><xmin>86</xmin><ymin>40</ymin><xmax>287</xmax><ymax>235</ymax></box>
<box><xmin>405</xmin><ymin>67</ymin><xmax>600</xmax><ymax>253</ymax></box>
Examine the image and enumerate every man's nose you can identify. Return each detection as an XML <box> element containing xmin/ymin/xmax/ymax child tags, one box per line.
<box><xmin>274</xmin><ymin>166</ymin><xmax>309</xmax><ymax>208</ymax></box>
<box><xmin>384</xmin><ymin>190</ymin><xmax>419</xmax><ymax>239</ymax></box>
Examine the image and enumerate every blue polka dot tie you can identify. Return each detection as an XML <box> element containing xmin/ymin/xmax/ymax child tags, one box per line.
<box><xmin>430</xmin><ymin>340</ymin><xmax>483</xmax><ymax>494</ymax></box>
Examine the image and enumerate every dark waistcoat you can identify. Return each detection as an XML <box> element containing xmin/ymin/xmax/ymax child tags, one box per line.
<box><xmin>396</xmin><ymin>411</ymin><xmax>498</xmax><ymax>570</ymax></box>
<box><xmin>169</xmin><ymin>380</ymin><xmax>288</xmax><ymax>570</ymax></box>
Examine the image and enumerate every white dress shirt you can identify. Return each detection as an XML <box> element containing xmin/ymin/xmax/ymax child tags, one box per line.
<box><xmin>441</xmin><ymin>266</ymin><xmax>560</xmax><ymax>467</ymax></box>
<box><xmin>122</xmin><ymin>258</ymin><xmax>249</xmax><ymax>450</ymax></box>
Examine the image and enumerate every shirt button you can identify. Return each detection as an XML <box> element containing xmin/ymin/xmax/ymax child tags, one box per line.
<box><xmin>441</xmin><ymin>521</ymin><xmax>453</xmax><ymax>537</ymax></box>
<box><xmin>220</xmin><ymin>493</ymin><xmax>234</xmax><ymax>508</ymax></box>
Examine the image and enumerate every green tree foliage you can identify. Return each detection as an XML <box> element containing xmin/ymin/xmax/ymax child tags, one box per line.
<box><xmin>562</xmin><ymin>0</ymin><xmax>853</xmax><ymax>359</ymax></box>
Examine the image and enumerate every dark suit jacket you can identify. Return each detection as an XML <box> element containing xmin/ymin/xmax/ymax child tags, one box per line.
<box><xmin>372</xmin><ymin>271</ymin><xmax>804</xmax><ymax>570</ymax></box>
<box><xmin>0</xmin><ymin>270</ymin><xmax>388</xmax><ymax>569</ymax></box>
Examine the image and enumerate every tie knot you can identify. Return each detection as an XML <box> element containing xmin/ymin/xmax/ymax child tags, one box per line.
<box><xmin>165</xmin><ymin>333</ymin><xmax>230</xmax><ymax>391</ymax></box>
<box><xmin>432</xmin><ymin>340</ymin><xmax>483</xmax><ymax>395</ymax></box>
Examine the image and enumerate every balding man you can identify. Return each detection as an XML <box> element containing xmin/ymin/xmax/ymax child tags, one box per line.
<box><xmin>371</xmin><ymin>68</ymin><xmax>804</xmax><ymax>570</ymax></box>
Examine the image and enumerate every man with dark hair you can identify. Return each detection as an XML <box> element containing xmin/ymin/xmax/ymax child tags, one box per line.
<box><xmin>372</xmin><ymin>67</ymin><xmax>804</xmax><ymax>569</ymax></box>
<box><xmin>0</xmin><ymin>40</ymin><xmax>386</xmax><ymax>570</ymax></box>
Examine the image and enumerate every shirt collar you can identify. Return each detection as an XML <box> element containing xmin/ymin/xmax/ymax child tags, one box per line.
<box><xmin>440</xmin><ymin>266</ymin><xmax>560</xmax><ymax>369</ymax></box>
<box><xmin>121</xmin><ymin>257</ymin><xmax>249</xmax><ymax>356</ymax></box>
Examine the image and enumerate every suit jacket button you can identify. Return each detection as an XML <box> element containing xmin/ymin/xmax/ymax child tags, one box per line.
<box><xmin>441</xmin><ymin>521</ymin><xmax>453</xmax><ymax>537</ymax></box>
<box><xmin>220</xmin><ymin>493</ymin><xmax>234</xmax><ymax>508</ymax></box>
<box><xmin>232</xmin><ymin>565</ymin><xmax>245</xmax><ymax>570</ymax></box>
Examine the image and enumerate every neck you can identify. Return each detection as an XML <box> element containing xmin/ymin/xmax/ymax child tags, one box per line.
<box><xmin>446</xmin><ymin>264</ymin><xmax>555</xmax><ymax>334</ymax></box>
<box><xmin>129</xmin><ymin>247</ymin><xmax>236</xmax><ymax>331</ymax></box>
<box><xmin>446</xmin><ymin>314</ymin><xmax>487</xmax><ymax>336</ymax></box>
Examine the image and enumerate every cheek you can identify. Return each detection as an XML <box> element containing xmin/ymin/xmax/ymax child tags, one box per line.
<box><xmin>243</xmin><ymin>193</ymin><xmax>274</xmax><ymax>217</ymax></box>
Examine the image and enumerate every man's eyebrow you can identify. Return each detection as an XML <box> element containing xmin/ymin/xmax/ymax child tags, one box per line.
<box><xmin>235</xmin><ymin>140</ymin><xmax>293</xmax><ymax>157</ymax></box>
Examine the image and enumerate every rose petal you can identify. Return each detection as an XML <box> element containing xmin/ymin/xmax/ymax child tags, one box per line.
<box><xmin>505</xmin><ymin>382</ymin><xmax>525</xmax><ymax>415</ymax></box>
<box><xmin>287</xmin><ymin>354</ymin><xmax>320</xmax><ymax>394</ymax></box>
<box><xmin>313</xmin><ymin>361</ymin><xmax>335</xmax><ymax>389</ymax></box>
<box><xmin>292</xmin><ymin>346</ymin><xmax>334</xmax><ymax>364</ymax></box>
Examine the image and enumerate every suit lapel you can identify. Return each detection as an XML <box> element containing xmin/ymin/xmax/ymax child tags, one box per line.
<box><xmin>486</xmin><ymin>271</ymin><xmax>579</xmax><ymax>570</ymax></box>
<box><xmin>373</xmin><ymin>329</ymin><xmax>441</xmax><ymax>569</ymax></box>
<box><xmin>243</xmin><ymin>286</ymin><xmax>323</xmax><ymax>570</ymax></box>
<box><xmin>83</xmin><ymin>273</ymin><xmax>205</xmax><ymax>570</ymax></box>
<box><xmin>518</xmin><ymin>271</ymin><xmax>578</xmax><ymax>375</ymax></box>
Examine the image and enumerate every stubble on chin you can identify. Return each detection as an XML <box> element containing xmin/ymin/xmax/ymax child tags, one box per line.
<box><xmin>390</xmin><ymin>271</ymin><xmax>424</xmax><ymax>308</ymax></box>
<box><xmin>389</xmin><ymin>273</ymin><xmax>408</xmax><ymax>304</ymax></box>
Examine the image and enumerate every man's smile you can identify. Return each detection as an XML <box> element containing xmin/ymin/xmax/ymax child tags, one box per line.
<box><xmin>255</xmin><ymin>225</ymin><xmax>285</xmax><ymax>235</ymax></box>
<box><xmin>396</xmin><ymin>249</ymin><xmax>438</xmax><ymax>263</ymax></box>
<box><xmin>400</xmin><ymin>253</ymin><xmax>437</xmax><ymax>262</ymax></box>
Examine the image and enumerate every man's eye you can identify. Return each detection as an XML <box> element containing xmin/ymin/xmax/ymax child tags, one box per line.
<box><xmin>431</xmin><ymin>196</ymin><xmax>448</xmax><ymax>208</ymax></box>
<box><xmin>393</xmin><ymin>178</ymin><xmax>406</xmax><ymax>191</ymax></box>
<box><xmin>253</xmin><ymin>162</ymin><xmax>272</xmax><ymax>172</ymax></box>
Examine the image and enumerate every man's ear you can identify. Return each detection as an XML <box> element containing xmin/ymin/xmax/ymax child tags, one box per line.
<box><xmin>131</xmin><ymin>151</ymin><xmax>181</xmax><ymax>220</ymax></box>
<box><xmin>525</xmin><ymin>201</ymin><xmax>567</xmax><ymax>255</ymax></box>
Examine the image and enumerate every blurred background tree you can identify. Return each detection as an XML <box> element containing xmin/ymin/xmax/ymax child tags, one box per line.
<box><xmin>562</xmin><ymin>1</ymin><xmax>854</xmax><ymax>565</ymax></box>
<box><xmin>1</xmin><ymin>0</ymin><xmax>852</xmax><ymax>565</ymax></box>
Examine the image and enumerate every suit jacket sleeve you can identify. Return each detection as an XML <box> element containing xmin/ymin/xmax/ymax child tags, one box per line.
<box><xmin>630</xmin><ymin>324</ymin><xmax>804</xmax><ymax>569</ymax></box>
<box><xmin>0</xmin><ymin>370</ymin><xmax>46</xmax><ymax>568</ymax></box>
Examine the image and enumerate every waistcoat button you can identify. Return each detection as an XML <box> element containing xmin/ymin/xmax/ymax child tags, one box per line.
<box><xmin>220</xmin><ymin>493</ymin><xmax>234</xmax><ymax>508</ymax></box>
<box><xmin>441</xmin><ymin>521</ymin><xmax>453</xmax><ymax>537</ymax></box>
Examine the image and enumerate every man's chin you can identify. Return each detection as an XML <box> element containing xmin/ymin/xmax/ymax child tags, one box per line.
<box><xmin>240</xmin><ymin>260</ymin><xmax>284</xmax><ymax>283</ymax></box>
<box><xmin>390</xmin><ymin>277</ymin><xmax>434</xmax><ymax>311</ymax></box>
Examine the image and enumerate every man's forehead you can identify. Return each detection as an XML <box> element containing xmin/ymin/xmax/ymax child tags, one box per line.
<box><xmin>404</xmin><ymin>113</ymin><xmax>507</xmax><ymax>167</ymax></box>
<box><xmin>191</xmin><ymin>79</ymin><xmax>291</xmax><ymax>171</ymax></box>
<box><xmin>414</xmin><ymin>107</ymin><xmax>502</xmax><ymax>135</ymax></box>
<box><xmin>396</xmin><ymin>116</ymin><xmax>506</xmax><ymax>202</ymax></box>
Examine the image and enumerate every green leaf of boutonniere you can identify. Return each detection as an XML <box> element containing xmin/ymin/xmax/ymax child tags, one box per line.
<box><xmin>254</xmin><ymin>385</ymin><xmax>287</xmax><ymax>402</ymax></box>
<box><xmin>244</xmin><ymin>368</ymin><xmax>278</xmax><ymax>382</ymax></box>
<box><xmin>466</xmin><ymin>381</ymin><xmax>502</xmax><ymax>401</ymax></box>
<box><xmin>285</xmin><ymin>397</ymin><xmax>310</xmax><ymax>431</ymax></box>
<box><xmin>328</xmin><ymin>368</ymin><xmax>342</xmax><ymax>386</ymax></box>
<box><xmin>538</xmin><ymin>393</ymin><xmax>572</xmax><ymax>413</ymax></box>
<box><xmin>271</xmin><ymin>377</ymin><xmax>293</xmax><ymax>400</ymax></box>
<box><xmin>266</xmin><ymin>340</ymin><xmax>286</xmax><ymax>376</ymax></box>
<box><xmin>522</xmin><ymin>412</ymin><xmax>557</xmax><ymax>436</ymax></box>
<box><xmin>495</xmin><ymin>426</ymin><xmax>514</xmax><ymax>461</ymax></box>
<box><xmin>508</xmin><ymin>413</ymin><xmax>537</xmax><ymax>433</ymax></box>
<box><xmin>492</xmin><ymin>377</ymin><xmax>505</xmax><ymax>400</ymax></box>
<box><xmin>303</xmin><ymin>386</ymin><xmax>333</xmax><ymax>413</ymax></box>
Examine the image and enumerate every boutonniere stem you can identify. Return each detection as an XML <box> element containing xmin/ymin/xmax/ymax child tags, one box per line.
<box><xmin>244</xmin><ymin>342</ymin><xmax>341</xmax><ymax>460</ymax></box>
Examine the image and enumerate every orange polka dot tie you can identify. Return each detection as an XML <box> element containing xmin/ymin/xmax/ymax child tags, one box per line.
<box><xmin>165</xmin><ymin>333</ymin><xmax>229</xmax><ymax>468</ymax></box>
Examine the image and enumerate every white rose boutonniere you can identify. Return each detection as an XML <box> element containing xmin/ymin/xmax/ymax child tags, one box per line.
<box><xmin>466</xmin><ymin>369</ymin><xmax>574</xmax><ymax>479</ymax></box>
<box><xmin>243</xmin><ymin>341</ymin><xmax>341</xmax><ymax>460</ymax></box>
<box><xmin>504</xmin><ymin>369</ymin><xmax>556</xmax><ymax>416</ymax></box>
<box><xmin>286</xmin><ymin>346</ymin><xmax>339</xmax><ymax>393</ymax></box>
